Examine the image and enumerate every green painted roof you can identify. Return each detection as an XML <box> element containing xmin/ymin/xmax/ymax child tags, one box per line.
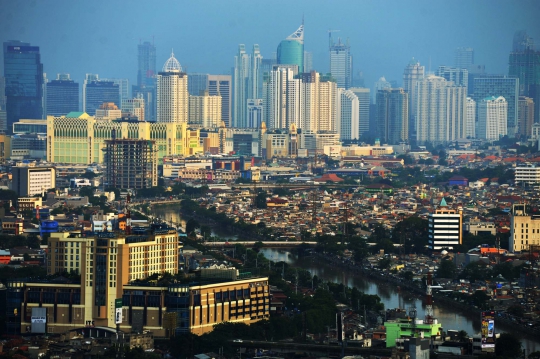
<box><xmin>440</xmin><ymin>197</ymin><xmax>447</xmax><ymax>207</ymax></box>
<box><xmin>65</xmin><ymin>111</ymin><xmax>87</xmax><ymax>118</ymax></box>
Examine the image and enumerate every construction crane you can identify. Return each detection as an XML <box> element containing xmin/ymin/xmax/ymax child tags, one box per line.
<box><xmin>328</xmin><ymin>29</ymin><xmax>340</xmax><ymax>48</ymax></box>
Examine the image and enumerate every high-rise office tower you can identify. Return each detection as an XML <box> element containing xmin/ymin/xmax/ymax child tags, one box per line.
<box><xmin>336</xmin><ymin>89</ymin><xmax>359</xmax><ymax>141</ymax></box>
<box><xmin>437</xmin><ymin>66</ymin><xmax>468</xmax><ymax>87</ymax></box>
<box><xmin>208</xmin><ymin>75</ymin><xmax>231</xmax><ymax>127</ymax></box>
<box><xmin>3</xmin><ymin>41</ymin><xmax>44</xmax><ymax>131</ymax></box>
<box><xmin>428</xmin><ymin>199</ymin><xmax>463</xmax><ymax>251</ymax></box>
<box><xmin>513</xmin><ymin>30</ymin><xmax>535</xmax><ymax>52</ymax></box>
<box><xmin>46</xmin><ymin>74</ymin><xmax>79</xmax><ymax>117</ymax></box>
<box><xmin>137</xmin><ymin>41</ymin><xmax>156</xmax><ymax>87</ymax></box>
<box><xmin>247</xmin><ymin>98</ymin><xmax>263</xmax><ymax>129</ymax></box>
<box><xmin>133</xmin><ymin>41</ymin><xmax>157</xmax><ymax>121</ymax></box>
<box><xmin>415</xmin><ymin>75</ymin><xmax>467</xmax><ymax>144</ymax></box>
<box><xmin>472</xmin><ymin>76</ymin><xmax>519</xmax><ymax>136</ymax></box>
<box><xmin>517</xmin><ymin>96</ymin><xmax>534</xmax><ymax>138</ymax></box>
<box><xmin>477</xmin><ymin>96</ymin><xmax>508</xmax><ymax>140</ymax></box>
<box><xmin>121</xmin><ymin>94</ymin><xmax>145</xmax><ymax>120</ymax></box>
<box><xmin>277</xmin><ymin>24</ymin><xmax>304</xmax><ymax>74</ymax></box>
<box><xmin>188</xmin><ymin>90</ymin><xmax>222</xmax><ymax>128</ymax></box>
<box><xmin>509</xmin><ymin>36</ymin><xmax>540</xmax><ymax>123</ymax></box>
<box><xmin>233</xmin><ymin>45</ymin><xmax>250</xmax><ymax>128</ymax></box>
<box><xmin>466</xmin><ymin>97</ymin><xmax>476</xmax><ymax>139</ymax></box>
<box><xmin>42</xmin><ymin>73</ymin><xmax>48</xmax><ymax>119</ymax></box>
<box><xmin>330</xmin><ymin>37</ymin><xmax>352</xmax><ymax>89</ymax></box>
<box><xmin>0</xmin><ymin>76</ymin><xmax>5</xmax><ymax>132</ymax></box>
<box><xmin>304</xmin><ymin>51</ymin><xmax>313</xmax><ymax>72</ymax></box>
<box><xmin>454</xmin><ymin>47</ymin><xmax>474</xmax><ymax>69</ymax></box>
<box><xmin>265</xmin><ymin>66</ymin><xmax>301</xmax><ymax>130</ymax></box>
<box><xmin>376</xmin><ymin>88</ymin><xmax>409</xmax><ymax>144</ymax></box>
<box><xmin>156</xmin><ymin>51</ymin><xmax>188</xmax><ymax>123</ymax></box>
<box><xmin>250</xmin><ymin>45</ymin><xmax>263</xmax><ymax>100</ymax></box>
<box><xmin>84</xmin><ymin>80</ymin><xmax>120</xmax><ymax>116</ymax></box>
<box><xmin>82</xmin><ymin>74</ymin><xmax>99</xmax><ymax>113</ymax></box>
<box><xmin>188</xmin><ymin>73</ymin><xmax>209</xmax><ymax>96</ymax></box>
<box><xmin>349</xmin><ymin>88</ymin><xmax>370</xmax><ymax>138</ymax></box>
<box><xmin>306</xmin><ymin>73</ymin><xmax>337</xmax><ymax>133</ymax></box>
<box><xmin>374</xmin><ymin>77</ymin><xmax>392</xmax><ymax>92</ymax></box>
<box><xmin>232</xmin><ymin>44</ymin><xmax>263</xmax><ymax>128</ymax></box>
<box><xmin>95</xmin><ymin>102</ymin><xmax>122</xmax><ymax>119</ymax></box>
<box><xmin>403</xmin><ymin>58</ymin><xmax>425</xmax><ymax>137</ymax></box>
<box><xmin>101</xmin><ymin>78</ymin><xmax>129</xmax><ymax>104</ymax></box>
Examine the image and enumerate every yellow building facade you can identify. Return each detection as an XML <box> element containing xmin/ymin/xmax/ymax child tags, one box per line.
<box><xmin>46</xmin><ymin>113</ymin><xmax>203</xmax><ymax>164</ymax></box>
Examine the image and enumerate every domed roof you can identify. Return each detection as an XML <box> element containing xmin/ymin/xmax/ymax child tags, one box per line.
<box><xmin>163</xmin><ymin>50</ymin><xmax>182</xmax><ymax>72</ymax></box>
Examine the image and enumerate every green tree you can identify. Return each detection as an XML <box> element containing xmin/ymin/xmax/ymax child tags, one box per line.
<box><xmin>437</xmin><ymin>259</ymin><xmax>457</xmax><ymax>279</ymax></box>
<box><xmin>186</xmin><ymin>218</ymin><xmax>200</xmax><ymax>235</ymax></box>
<box><xmin>495</xmin><ymin>333</ymin><xmax>522</xmax><ymax>358</ymax></box>
<box><xmin>255</xmin><ymin>191</ymin><xmax>267</xmax><ymax>209</ymax></box>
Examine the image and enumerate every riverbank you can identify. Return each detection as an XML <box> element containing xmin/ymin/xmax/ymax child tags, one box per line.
<box><xmin>311</xmin><ymin>252</ymin><xmax>540</xmax><ymax>343</ymax></box>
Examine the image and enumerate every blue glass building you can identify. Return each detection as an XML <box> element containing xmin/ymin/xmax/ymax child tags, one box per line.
<box><xmin>46</xmin><ymin>74</ymin><xmax>79</xmax><ymax>117</ymax></box>
<box><xmin>277</xmin><ymin>24</ymin><xmax>304</xmax><ymax>74</ymax></box>
<box><xmin>3</xmin><ymin>41</ymin><xmax>44</xmax><ymax>133</ymax></box>
<box><xmin>84</xmin><ymin>81</ymin><xmax>120</xmax><ymax>116</ymax></box>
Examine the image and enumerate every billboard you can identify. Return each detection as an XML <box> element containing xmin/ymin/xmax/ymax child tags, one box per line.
<box><xmin>115</xmin><ymin>298</ymin><xmax>123</xmax><ymax>325</ymax></box>
<box><xmin>31</xmin><ymin>307</ymin><xmax>47</xmax><ymax>333</ymax></box>
<box><xmin>481</xmin><ymin>311</ymin><xmax>496</xmax><ymax>348</ymax></box>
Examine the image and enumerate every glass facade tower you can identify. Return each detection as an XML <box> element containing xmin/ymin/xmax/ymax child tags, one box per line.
<box><xmin>3</xmin><ymin>41</ymin><xmax>44</xmax><ymax>132</ymax></box>
<box><xmin>46</xmin><ymin>74</ymin><xmax>79</xmax><ymax>117</ymax></box>
<box><xmin>277</xmin><ymin>24</ymin><xmax>304</xmax><ymax>74</ymax></box>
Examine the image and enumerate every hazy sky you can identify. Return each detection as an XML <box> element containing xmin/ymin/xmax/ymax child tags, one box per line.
<box><xmin>1</xmin><ymin>0</ymin><xmax>539</xmax><ymax>90</ymax></box>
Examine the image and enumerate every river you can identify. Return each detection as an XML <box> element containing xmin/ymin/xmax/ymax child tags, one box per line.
<box><xmin>151</xmin><ymin>204</ymin><xmax>238</xmax><ymax>240</ymax></box>
<box><xmin>260</xmin><ymin>248</ymin><xmax>540</xmax><ymax>354</ymax></box>
<box><xmin>152</xmin><ymin>205</ymin><xmax>539</xmax><ymax>353</ymax></box>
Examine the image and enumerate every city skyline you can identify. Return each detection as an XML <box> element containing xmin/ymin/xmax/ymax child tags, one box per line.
<box><xmin>0</xmin><ymin>0</ymin><xmax>538</xmax><ymax>90</ymax></box>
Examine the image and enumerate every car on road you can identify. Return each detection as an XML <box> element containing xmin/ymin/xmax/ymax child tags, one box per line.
<box><xmin>233</xmin><ymin>339</ymin><xmax>243</xmax><ymax>342</ymax></box>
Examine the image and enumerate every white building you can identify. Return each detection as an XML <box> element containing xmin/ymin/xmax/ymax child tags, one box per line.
<box><xmin>477</xmin><ymin>96</ymin><xmax>507</xmax><ymax>141</ymax></box>
<box><xmin>157</xmin><ymin>51</ymin><xmax>188</xmax><ymax>123</ymax></box>
<box><xmin>247</xmin><ymin>98</ymin><xmax>263</xmax><ymax>129</ymax></box>
<box><xmin>121</xmin><ymin>95</ymin><xmax>145</xmax><ymax>121</ymax></box>
<box><xmin>233</xmin><ymin>44</ymin><xmax>263</xmax><ymax>128</ymax></box>
<box><xmin>11</xmin><ymin>162</ymin><xmax>56</xmax><ymax>197</ymax></box>
<box><xmin>337</xmin><ymin>89</ymin><xmax>359</xmax><ymax>140</ymax></box>
<box><xmin>349</xmin><ymin>87</ymin><xmax>370</xmax><ymax>138</ymax></box>
<box><xmin>403</xmin><ymin>58</ymin><xmax>425</xmax><ymax>134</ymax></box>
<box><xmin>415</xmin><ymin>75</ymin><xmax>467</xmax><ymax>145</ymax></box>
<box><xmin>466</xmin><ymin>97</ymin><xmax>476</xmax><ymax>138</ymax></box>
<box><xmin>428</xmin><ymin>198</ymin><xmax>463</xmax><ymax>251</ymax></box>
<box><xmin>188</xmin><ymin>91</ymin><xmax>222</xmax><ymax>128</ymax></box>
<box><xmin>329</xmin><ymin>37</ymin><xmax>352</xmax><ymax>89</ymax></box>
<box><xmin>515</xmin><ymin>163</ymin><xmax>540</xmax><ymax>185</ymax></box>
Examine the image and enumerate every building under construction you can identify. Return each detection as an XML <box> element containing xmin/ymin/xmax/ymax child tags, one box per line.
<box><xmin>104</xmin><ymin>138</ymin><xmax>157</xmax><ymax>189</ymax></box>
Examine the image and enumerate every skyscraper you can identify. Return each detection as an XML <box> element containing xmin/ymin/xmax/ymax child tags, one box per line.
<box><xmin>121</xmin><ymin>94</ymin><xmax>145</xmax><ymax>120</ymax></box>
<box><xmin>337</xmin><ymin>89</ymin><xmax>359</xmax><ymax>141</ymax></box>
<box><xmin>349</xmin><ymin>87</ymin><xmax>370</xmax><ymax>138</ymax></box>
<box><xmin>415</xmin><ymin>75</ymin><xmax>467</xmax><ymax>144</ymax></box>
<box><xmin>208</xmin><ymin>75</ymin><xmax>231</xmax><ymax>127</ymax></box>
<box><xmin>277</xmin><ymin>24</ymin><xmax>304</xmax><ymax>74</ymax></box>
<box><xmin>247</xmin><ymin>98</ymin><xmax>263</xmax><ymax>129</ymax></box>
<box><xmin>232</xmin><ymin>44</ymin><xmax>263</xmax><ymax>128</ymax></box>
<box><xmin>188</xmin><ymin>90</ymin><xmax>222</xmax><ymax>128</ymax></box>
<box><xmin>101</xmin><ymin>78</ymin><xmax>129</xmax><ymax>104</ymax></box>
<box><xmin>403</xmin><ymin>58</ymin><xmax>425</xmax><ymax>137</ymax></box>
<box><xmin>509</xmin><ymin>41</ymin><xmax>540</xmax><ymax>123</ymax></box>
<box><xmin>137</xmin><ymin>41</ymin><xmax>156</xmax><ymax>87</ymax></box>
<box><xmin>265</xmin><ymin>66</ymin><xmax>301</xmax><ymax>130</ymax></box>
<box><xmin>437</xmin><ymin>66</ymin><xmax>468</xmax><ymax>87</ymax></box>
<box><xmin>330</xmin><ymin>37</ymin><xmax>352</xmax><ymax>89</ymax></box>
<box><xmin>304</xmin><ymin>51</ymin><xmax>313</xmax><ymax>72</ymax></box>
<box><xmin>46</xmin><ymin>74</ymin><xmax>79</xmax><ymax>117</ymax></box>
<box><xmin>517</xmin><ymin>96</ymin><xmax>534</xmax><ymax>138</ymax></box>
<box><xmin>133</xmin><ymin>41</ymin><xmax>157</xmax><ymax>121</ymax></box>
<box><xmin>466</xmin><ymin>97</ymin><xmax>476</xmax><ymax>139</ymax></box>
<box><xmin>376</xmin><ymin>88</ymin><xmax>409</xmax><ymax>144</ymax></box>
<box><xmin>188</xmin><ymin>73</ymin><xmax>209</xmax><ymax>96</ymax></box>
<box><xmin>374</xmin><ymin>77</ymin><xmax>392</xmax><ymax>92</ymax></box>
<box><xmin>477</xmin><ymin>96</ymin><xmax>508</xmax><ymax>140</ymax></box>
<box><xmin>472</xmin><ymin>76</ymin><xmax>519</xmax><ymax>136</ymax></box>
<box><xmin>84</xmin><ymin>80</ymin><xmax>120</xmax><ymax>116</ymax></box>
<box><xmin>233</xmin><ymin>45</ymin><xmax>249</xmax><ymax>128</ymax></box>
<box><xmin>513</xmin><ymin>30</ymin><xmax>535</xmax><ymax>52</ymax></box>
<box><xmin>156</xmin><ymin>51</ymin><xmax>188</xmax><ymax>123</ymax></box>
<box><xmin>454</xmin><ymin>47</ymin><xmax>474</xmax><ymax>69</ymax></box>
<box><xmin>3</xmin><ymin>41</ymin><xmax>44</xmax><ymax>132</ymax></box>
